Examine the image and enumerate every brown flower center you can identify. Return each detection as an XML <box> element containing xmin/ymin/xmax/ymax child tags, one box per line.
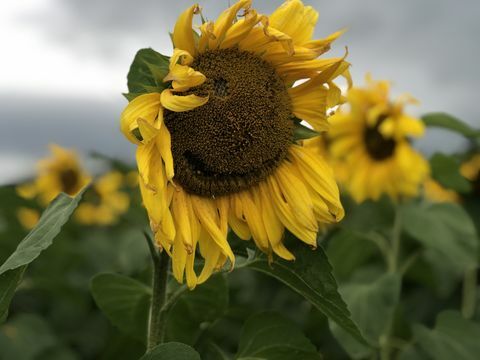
<box><xmin>164</xmin><ymin>48</ymin><xmax>293</xmax><ymax>197</ymax></box>
<box><xmin>59</xmin><ymin>168</ymin><xmax>79</xmax><ymax>195</ymax></box>
<box><xmin>364</xmin><ymin>116</ymin><xmax>396</xmax><ymax>161</ymax></box>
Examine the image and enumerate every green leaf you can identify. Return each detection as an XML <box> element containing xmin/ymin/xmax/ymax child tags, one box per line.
<box><xmin>326</xmin><ymin>229</ymin><xmax>378</xmax><ymax>280</ymax></box>
<box><xmin>402</xmin><ymin>202</ymin><xmax>479</xmax><ymax>271</ymax></box>
<box><xmin>0</xmin><ymin>189</ymin><xmax>86</xmax><ymax>275</ymax></box>
<box><xmin>125</xmin><ymin>48</ymin><xmax>170</xmax><ymax>99</ymax></box>
<box><xmin>166</xmin><ymin>274</ymin><xmax>229</xmax><ymax>345</ymax></box>
<box><xmin>0</xmin><ymin>314</ymin><xmax>57</xmax><ymax>360</ymax></box>
<box><xmin>140</xmin><ymin>342</ymin><xmax>201</xmax><ymax>360</ymax></box>
<box><xmin>293</xmin><ymin>122</ymin><xmax>319</xmax><ymax>141</ymax></box>
<box><xmin>0</xmin><ymin>266</ymin><xmax>26</xmax><ymax>323</ymax></box>
<box><xmin>330</xmin><ymin>273</ymin><xmax>401</xmax><ymax>359</ymax></box>
<box><xmin>243</xmin><ymin>242</ymin><xmax>368</xmax><ymax>346</ymax></box>
<box><xmin>90</xmin><ymin>273</ymin><xmax>151</xmax><ymax>342</ymax></box>
<box><xmin>422</xmin><ymin>112</ymin><xmax>480</xmax><ymax>138</ymax></box>
<box><xmin>430</xmin><ymin>153</ymin><xmax>472</xmax><ymax>193</ymax></box>
<box><xmin>412</xmin><ymin>311</ymin><xmax>480</xmax><ymax>360</ymax></box>
<box><xmin>236</xmin><ymin>312</ymin><xmax>322</xmax><ymax>360</ymax></box>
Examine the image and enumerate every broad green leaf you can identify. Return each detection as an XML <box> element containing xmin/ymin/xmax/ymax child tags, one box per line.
<box><xmin>330</xmin><ymin>273</ymin><xmax>401</xmax><ymax>359</ymax></box>
<box><xmin>430</xmin><ymin>153</ymin><xmax>471</xmax><ymax>193</ymax></box>
<box><xmin>243</xmin><ymin>242</ymin><xmax>368</xmax><ymax>345</ymax></box>
<box><xmin>293</xmin><ymin>122</ymin><xmax>319</xmax><ymax>141</ymax></box>
<box><xmin>0</xmin><ymin>314</ymin><xmax>57</xmax><ymax>360</ymax></box>
<box><xmin>413</xmin><ymin>311</ymin><xmax>480</xmax><ymax>360</ymax></box>
<box><xmin>166</xmin><ymin>274</ymin><xmax>229</xmax><ymax>345</ymax></box>
<box><xmin>140</xmin><ymin>342</ymin><xmax>201</xmax><ymax>360</ymax></box>
<box><xmin>326</xmin><ymin>229</ymin><xmax>378</xmax><ymax>280</ymax></box>
<box><xmin>0</xmin><ymin>189</ymin><xmax>86</xmax><ymax>275</ymax></box>
<box><xmin>402</xmin><ymin>202</ymin><xmax>479</xmax><ymax>271</ymax></box>
<box><xmin>341</xmin><ymin>196</ymin><xmax>395</xmax><ymax>232</ymax></box>
<box><xmin>236</xmin><ymin>312</ymin><xmax>322</xmax><ymax>360</ymax></box>
<box><xmin>422</xmin><ymin>113</ymin><xmax>480</xmax><ymax>138</ymax></box>
<box><xmin>125</xmin><ymin>48</ymin><xmax>170</xmax><ymax>100</ymax></box>
<box><xmin>90</xmin><ymin>273</ymin><xmax>151</xmax><ymax>342</ymax></box>
<box><xmin>0</xmin><ymin>266</ymin><xmax>26</xmax><ymax>323</ymax></box>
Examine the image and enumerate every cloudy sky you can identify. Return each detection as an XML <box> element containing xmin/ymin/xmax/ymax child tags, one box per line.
<box><xmin>0</xmin><ymin>0</ymin><xmax>479</xmax><ymax>184</ymax></box>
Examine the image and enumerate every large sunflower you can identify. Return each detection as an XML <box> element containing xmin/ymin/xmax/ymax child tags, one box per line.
<box><xmin>328</xmin><ymin>76</ymin><xmax>429</xmax><ymax>203</ymax></box>
<box><xmin>120</xmin><ymin>0</ymin><xmax>350</xmax><ymax>288</ymax></box>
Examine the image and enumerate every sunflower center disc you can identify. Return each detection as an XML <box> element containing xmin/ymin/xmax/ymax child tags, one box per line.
<box><xmin>59</xmin><ymin>168</ymin><xmax>79</xmax><ymax>195</ymax></box>
<box><xmin>164</xmin><ymin>48</ymin><xmax>293</xmax><ymax>197</ymax></box>
<box><xmin>364</xmin><ymin>118</ymin><xmax>396</xmax><ymax>161</ymax></box>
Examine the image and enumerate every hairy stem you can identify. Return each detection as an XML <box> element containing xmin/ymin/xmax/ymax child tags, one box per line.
<box><xmin>145</xmin><ymin>233</ymin><xmax>171</xmax><ymax>352</ymax></box>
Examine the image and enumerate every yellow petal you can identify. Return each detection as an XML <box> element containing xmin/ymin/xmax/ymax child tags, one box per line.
<box><xmin>120</xmin><ymin>93</ymin><xmax>161</xmax><ymax>144</ymax></box>
<box><xmin>156</xmin><ymin>123</ymin><xmax>175</xmax><ymax>181</ymax></box>
<box><xmin>136</xmin><ymin>142</ymin><xmax>164</xmax><ymax>192</ymax></box>
<box><xmin>220</xmin><ymin>9</ymin><xmax>260</xmax><ymax>49</ymax></box>
<box><xmin>173</xmin><ymin>4</ymin><xmax>200</xmax><ymax>56</ymax></box>
<box><xmin>172</xmin><ymin>232</ymin><xmax>188</xmax><ymax>283</ymax></box>
<box><xmin>237</xmin><ymin>191</ymin><xmax>269</xmax><ymax>252</ymax></box>
<box><xmin>210</xmin><ymin>0</ymin><xmax>252</xmax><ymax>49</ymax></box>
<box><xmin>16</xmin><ymin>183</ymin><xmax>38</xmax><ymax>199</ymax></box>
<box><xmin>164</xmin><ymin>49</ymin><xmax>206</xmax><ymax>91</ymax></box>
<box><xmin>172</xmin><ymin>187</ymin><xmax>193</xmax><ymax>253</ymax></box>
<box><xmin>17</xmin><ymin>207</ymin><xmax>40</xmax><ymax>230</ymax></box>
<box><xmin>160</xmin><ymin>89</ymin><xmax>208</xmax><ymax>112</ymax></box>
<box><xmin>191</xmin><ymin>196</ymin><xmax>235</xmax><ymax>265</ymax></box>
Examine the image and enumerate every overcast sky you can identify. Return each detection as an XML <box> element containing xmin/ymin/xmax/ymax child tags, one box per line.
<box><xmin>0</xmin><ymin>0</ymin><xmax>479</xmax><ymax>184</ymax></box>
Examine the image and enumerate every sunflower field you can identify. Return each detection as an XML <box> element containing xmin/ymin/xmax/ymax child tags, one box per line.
<box><xmin>1</xmin><ymin>1</ymin><xmax>480</xmax><ymax>359</ymax></box>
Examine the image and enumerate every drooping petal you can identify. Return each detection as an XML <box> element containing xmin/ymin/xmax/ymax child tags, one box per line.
<box><xmin>164</xmin><ymin>49</ymin><xmax>206</xmax><ymax>91</ymax></box>
<box><xmin>172</xmin><ymin>4</ymin><xmax>200</xmax><ymax>56</ymax></box>
<box><xmin>160</xmin><ymin>89</ymin><xmax>208</xmax><ymax>112</ymax></box>
<box><xmin>156</xmin><ymin>123</ymin><xmax>174</xmax><ymax>181</ymax></box>
<box><xmin>120</xmin><ymin>93</ymin><xmax>161</xmax><ymax>144</ymax></box>
<box><xmin>210</xmin><ymin>0</ymin><xmax>252</xmax><ymax>49</ymax></box>
<box><xmin>220</xmin><ymin>9</ymin><xmax>260</xmax><ymax>49</ymax></box>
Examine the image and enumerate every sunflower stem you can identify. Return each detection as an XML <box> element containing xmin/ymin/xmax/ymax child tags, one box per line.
<box><xmin>381</xmin><ymin>204</ymin><xmax>403</xmax><ymax>360</ymax></box>
<box><xmin>145</xmin><ymin>232</ymin><xmax>170</xmax><ymax>352</ymax></box>
<box><xmin>461</xmin><ymin>267</ymin><xmax>478</xmax><ymax>319</ymax></box>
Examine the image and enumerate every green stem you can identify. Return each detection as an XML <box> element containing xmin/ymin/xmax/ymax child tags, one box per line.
<box><xmin>381</xmin><ymin>204</ymin><xmax>403</xmax><ymax>360</ymax></box>
<box><xmin>145</xmin><ymin>233</ymin><xmax>171</xmax><ymax>352</ymax></box>
<box><xmin>461</xmin><ymin>267</ymin><xmax>478</xmax><ymax>319</ymax></box>
<box><xmin>388</xmin><ymin>206</ymin><xmax>403</xmax><ymax>273</ymax></box>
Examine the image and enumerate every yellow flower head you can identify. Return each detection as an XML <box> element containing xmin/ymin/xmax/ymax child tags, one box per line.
<box><xmin>423</xmin><ymin>178</ymin><xmax>459</xmax><ymax>203</ymax></box>
<box><xmin>16</xmin><ymin>144</ymin><xmax>91</xmax><ymax>206</ymax></box>
<box><xmin>328</xmin><ymin>75</ymin><xmax>429</xmax><ymax>203</ymax></box>
<box><xmin>75</xmin><ymin>171</ymin><xmax>130</xmax><ymax>226</ymax></box>
<box><xmin>120</xmin><ymin>0</ymin><xmax>350</xmax><ymax>288</ymax></box>
<box><xmin>460</xmin><ymin>153</ymin><xmax>480</xmax><ymax>195</ymax></box>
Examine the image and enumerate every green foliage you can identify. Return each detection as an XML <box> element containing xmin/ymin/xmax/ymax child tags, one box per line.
<box><xmin>430</xmin><ymin>153</ymin><xmax>472</xmax><ymax>192</ymax></box>
<box><xmin>124</xmin><ymin>48</ymin><xmax>170</xmax><ymax>101</ymax></box>
<box><xmin>166</xmin><ymin>274</ymin><xmax>229</xmax><ymax>345</ymax></box>
<box><xmin>411</xmin><ymin>311</ymin><xmax>480</xmax><ymax>360</ymax></box>
<box><xmin>293</xmin><ymin>121</ymin><xmax>319</xmax><ymax>141</ymax></box>
<box><xmin>0</xmin><ymin>189</ymin><xmax>86</xmax><ymax>275</ymax></box>
<box><xmin>140</xmin><ymin>342</ymin><xmax>201</xmax><ymax>360</ymax></box>
<box><xmin>236</xmin><ymin>312</ymin><xmax>322</xmax><ymax>360</ymax></box>
<box><xmin>242</xmin><ymin>241</ymin><xmax>368</xmax><ymax>346</ymax></box>
<box><xmin>402</xmin><ymin>202</ymin><xmax>479</xmax><ymax>271</ymax></box>
<box><xmin>330</xmin><ymin>273</ymin><xmax>401</xmax><ymax>359</ymax></box>
<box><xmin>0</xmin><ymin>266</ymin><xmax>26</xmax><ymax>323</ymax></box>
<box><xmin>91</xmin><ymin>273</ymin><xmax>151</xmax><ymax>342</ymax></box>
<box><xmin>422</xmin><ymin>112</ymin><xmax>480</xmax><ymax>138</ymax></box>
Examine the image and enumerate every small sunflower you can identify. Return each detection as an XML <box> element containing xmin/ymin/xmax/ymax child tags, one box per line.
<box><xmin>16</xmin><ymin>144</ymin><xmax>91</xmax><ymax>206</ymax></box>
<box><xmin>75</xmin><ymin>171</ymin><xmax>130</xmax><ymax>226</ymax></box>
<box><xmin>423</xmin><ymin>178</ymin><xmax>459</xmax><ymax>203</ymax></box>
<box><xmin>120</xmin><ymin>0</ymin><xmax>350</xmax><ymax>288</ymax></box>
<box><xmin>328</xmin><ymin>76</ymin><xmax>429</xmax><ymax>203</ymax></box>
<box><xmin>460</xmin><ymin>154</ymin><xmax>480</xmax><ymax>195</ymax></box>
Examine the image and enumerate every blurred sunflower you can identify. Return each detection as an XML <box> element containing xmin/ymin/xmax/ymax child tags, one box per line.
<box><xmin>423</xmin><ymin>178</ymin><xmax>459</xmax><ymax>203</ymax></box>
<box><xmin>328</xmin><ymin>76</ymin><xmax>429</xmax><ymax>203</ymax></box>
<box><xmin>17</xmin><ymin>144</ymin><xmax>91</xmax><ymax>205</ymax></box>
<box><xmin>121</xmin><ymin>0</ymin><xmax>350</xmax><ymax>287</ymax></box>
<box><xmin>75</xmin><ymin>171</ymin><xmax>130</xmax><ymax>226</ymax></box>
<box><xmin>461</xmin><ymin>154</ymin><xmax>480</xmax><ymax>195</ymax></box>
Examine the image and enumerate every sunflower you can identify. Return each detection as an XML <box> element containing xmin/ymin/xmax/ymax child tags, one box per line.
<box><xmin>75</xmin><ymin>171</ymin><xmax>130</xmax><ymax>226</ymax></box>
<box><xmin>328</xmin><ymin>76</ymin><xmax>429</xmax><ymax>203</ymax></box>
<box><xmin>16</xmin><ymin>144</ymin><xmax>91</xmax><ymax>206</ymax></box>
<box><xmin>120</xmin><ymin>0</ymin><xmax>349</xmax><ymax>288</ymax></box>
<box><xmin>423</xmin><ymin>178</ymin><xmax>459</xmax><ymax>203</ymax></box>
<box><xmin>16</xmin><ymin>144</ymin><xmax>91</xmax><ymax>229</ymax></box>
<box><xmin>460</xmin><ymin>154</ymin><xmax>480</xmax><ymax>195</ymax></box>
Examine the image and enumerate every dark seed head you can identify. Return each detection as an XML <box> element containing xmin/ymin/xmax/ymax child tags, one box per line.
<box><xmin>164</xmin><ymin>48</ymin><xmax>293</xmax><ymax>197</ymax></box>
<box><xmin>363</xmin><ymin>116</ymin><xmax>396</xmax><ymax>161</ymax></box>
